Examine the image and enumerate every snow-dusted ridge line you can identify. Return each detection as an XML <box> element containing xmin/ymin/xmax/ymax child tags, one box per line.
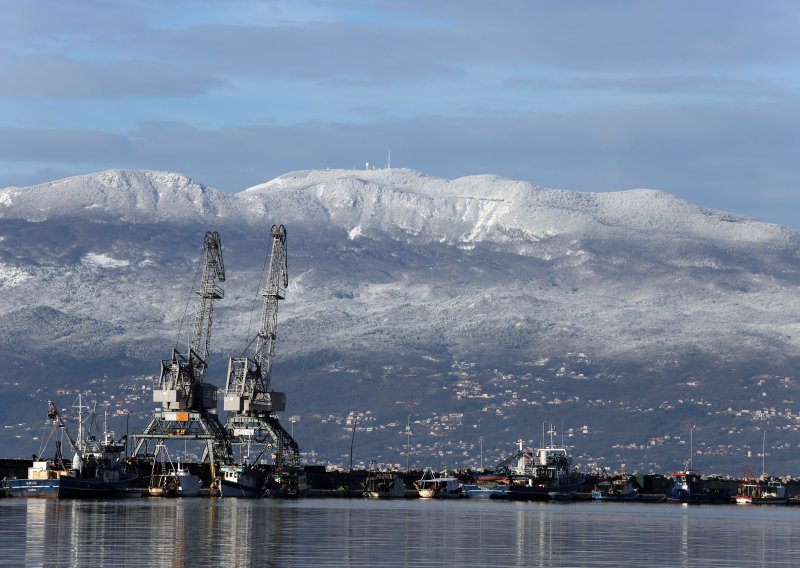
<box><xmin>0</xmin><ymin>168</ymin><xmax>794</xmax><ymax>246</ymax></box>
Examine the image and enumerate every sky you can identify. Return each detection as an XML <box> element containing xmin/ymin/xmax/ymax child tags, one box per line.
<box><xmin>1</xmin><ymin>0</ymin><xmax>799</xmax><ymax>226</ymax></box>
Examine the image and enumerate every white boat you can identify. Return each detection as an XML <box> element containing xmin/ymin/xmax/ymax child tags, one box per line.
<box><xmin>150</xmin><ymin>463</ymin><xmax>202</xmax><ymax>497</ymax></box>
<box><xmin>362</xmin><ymin>461</ymin><xmax>405</xmax><ymax>498</ymax></box>
<box><xmin>414</xmin><ymin>468</ymin><xmax>462</xmax><ymax>498</ymax></box>
<box><xmin>495</xmin><ymin>434</ymin><xmax>584</xmax><ymax>501</ymax></box>
<box><xmin>149</xmin><ymin>443</ymin><xmax>202</xmax><ymax>497</ymax></box>
<box><xmin>736</xmin><ymin>477</ymin><xmax>788</xmax><ymax>505</ymax></box>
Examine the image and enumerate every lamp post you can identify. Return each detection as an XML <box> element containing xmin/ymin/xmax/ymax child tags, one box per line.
<box><xmin>290</xmin><ymin>418</ymin><xmax>297</xmax><ymax>438</ymax></box>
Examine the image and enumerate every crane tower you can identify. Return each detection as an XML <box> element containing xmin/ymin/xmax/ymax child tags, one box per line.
<box><xmin>132</xmin><ymin>231</ymin><xmax>233</xmax><ymax>472</ymax></box>
<box><xmin>224</xmin><ymin>224</ymin><xmax>300</xmax><ymax>468</ymax></box>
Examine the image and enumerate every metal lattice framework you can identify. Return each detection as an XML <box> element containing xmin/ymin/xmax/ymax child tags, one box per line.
<box><xmin>132</xmin><ymin>231</ymin><xmax>233</xmax><ymax>473</ymax></box>
<box><xmin>224</xmin><ymin>224</ymin><xmax>300</xmax><ymax>468</ymax></box>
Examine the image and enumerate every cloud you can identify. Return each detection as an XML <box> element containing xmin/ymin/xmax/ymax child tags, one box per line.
<box><xmin>0</xmin><ymin>128</ymin><xmax>133</xmax><ymax>162</ymax></box>
<box><xmin>2</xmin><ymin>100</ymin><xmax>798</xmax><ymax>225</ymax></box>
<box><xmin>1</xmin><ymin>0</ymin><xmax>798</xmax><ymax>228</ymax></box>
<box><xmin>0</xmin><ymin>50</ymin><xmax>225</xmax><ymax>100</ymax></box>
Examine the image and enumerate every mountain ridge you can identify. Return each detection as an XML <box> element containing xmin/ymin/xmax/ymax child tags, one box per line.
<box><xmin>1</xmin><ymin>167</ymin><xmax>800</xmax><ymax>473</ymax></box>
<box><xmin>2</xmin><ymin>168</ymin><xmax>793</xmax><ymax>245</ymax></box>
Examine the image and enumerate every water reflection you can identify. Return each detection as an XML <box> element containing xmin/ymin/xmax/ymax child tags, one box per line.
<box><xmin>4</xmin><ymin>499</ymin><xmax>800</xmax><ymax>567</ymax></box>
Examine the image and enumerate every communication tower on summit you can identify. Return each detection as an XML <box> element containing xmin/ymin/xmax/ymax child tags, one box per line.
<box><xmin>223</xmin><ymin>224</ymin><xmax>300</xmax><ymax>469</ymax></box>
<box><xmin>132</xmin><ymin>231</ymin><xmax>233</xmax><ymax>474</ymax></box>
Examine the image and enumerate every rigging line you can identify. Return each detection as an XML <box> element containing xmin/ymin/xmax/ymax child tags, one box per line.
<box><xmin>38</xmin><ymin>420</ymin><xmax>55</xmax><ymax>459</ymax></box>
<box><xmin>174</xmin><ymin>250</ymin><xmax>204</xmax><ymax>351</ymax></box>
<box><xmin>238</xmin><ymin>245</ymin><xmax>270</xmax><ymax>357</ymax></box>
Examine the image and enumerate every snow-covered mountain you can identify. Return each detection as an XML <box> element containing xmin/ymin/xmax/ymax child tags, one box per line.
<box><xmin>2</xmin><ymin>168</ymin><xmax>800</xmax><ymax>473</ymax></box>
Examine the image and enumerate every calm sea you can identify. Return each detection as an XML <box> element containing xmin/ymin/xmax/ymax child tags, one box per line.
<box><xmin>2</xmin><ymin>498</ymin><xmax>800</xmax><ymax>567</ymax></box>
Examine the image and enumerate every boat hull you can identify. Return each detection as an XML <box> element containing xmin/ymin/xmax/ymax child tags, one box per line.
<box><xmin>2</xmin><ymin>475</ymin><xmax>138</xmax><ymax>499</ymax></box>
<box><xmin>219</xmin><ymin>479</ymin><xmax>261</xmax><ymax>498</ymax></box>
<box><xmin>503</xmin><ymin>480</ymin><xmax>583</xmax><ymax>501</ymax></box>
<box><xmin>149</xmin><ymin>473</ymin><xmax>202</xmax><ymax>497</ymax></box>
<box><xmin>218</xmin><ymin>465</ymin><xmax>264</xmax><ymax>498</ymax></box>
<box><xmin>736</xmin><ymin>496</ymin><xmax>788</xmax><ymax>505</ymax></box>
<box><xmin>463</xmin><ymin>485</ymin><xmax>508</xmax><ymax>499</ymax></box>
<box><xmin>591</xmin><ymin>491</ymin><xmax>638</xmax><ymax>501</ymax></box>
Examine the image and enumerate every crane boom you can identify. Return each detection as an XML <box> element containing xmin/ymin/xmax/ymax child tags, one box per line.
<box><xmin>190</xmin><ymin>230</ymin><xmax>226</xmax><ymax>381</ymax></box>
<box><xmin>153</xmin><ymin>231</ymin><xmax>225</xmax><ymax>410</ymax></box>
<box><xmin>47</xmin><ymin>401</ymin><xmax>80</xmax><ymax>456</ymax></box>
<box><xmin>224</xmin><ymin>225</ymin><xmax>287</xmax><ymax>414</ymax></box>
<box><xmin>254</xmin><ymin>224</ymin><xmax>287</xmax><ymax>391</ymax></box>
<box><xmin>224</xmin><ymin>224</ymin><xmax>299</xmax><ymax>469</ymax></box>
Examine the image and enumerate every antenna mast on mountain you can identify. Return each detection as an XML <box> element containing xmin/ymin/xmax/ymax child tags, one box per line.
<box><xmin>223</xmin><ymin>224</ymin><xmax>300</xmax><ymax>469</ymax></box>
<box><xmin>132</xmin><ymin>231</ymin><xmax>233</xmax><ymax>475</ymax></box>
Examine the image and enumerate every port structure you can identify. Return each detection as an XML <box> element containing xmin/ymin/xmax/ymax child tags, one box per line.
<box><xmin>132</xmin><ymin>231</ymin><xmax>233</xmax><ymax>475</ymax></box>
<box><xmin>223</xmin><ymin>224</ymin><xmax>300</xmax><ymax>469</ymax></box>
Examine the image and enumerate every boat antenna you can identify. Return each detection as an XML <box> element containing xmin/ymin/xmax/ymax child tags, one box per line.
<box><xmin>689</xmin><ymin>426</ymin><xmax>693</xmax><ymax>471</ymax></box>
<box><xmin>762</xmin><ymin>430</ymin><xmax>766</xmax><ymax>478</ymax></box>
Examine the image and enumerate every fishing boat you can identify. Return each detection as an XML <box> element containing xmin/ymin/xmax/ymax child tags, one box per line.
<box><xmin>1</xmin><ymin>396</ymin><xmax>138</xmax><ymax>498</ymax></box>
<box><xmin>217</xmin><ymin>434</ymin><xmax>267</xmax><ymax>498</ymax></box>
<box><xmin>463</xmin><ymin>483</ymin><xmax>509</xmax><ymax>499</ymax></box>
<box><xmin>362</xmin><ymin>462</ymin><xmax>406</xmax><ymax>498</ymax></box>
<box><xmin>495</xmin><ymin>432</ymin><xmax>584</xmax><ymax>501</ymax></box>
<box><xmin>735</xmin><ymin>478</ymin><xmax>788</xmax><ymax>505</ymax></box>
<box><xmin>148</xmin><ymin>443</ymin><xmax>202</xmax><ymax>497</ymax></box>
<box><xmin>218</xmin><ymin>464</ymin><xmax>264</xmax><ymax>498</ymax></box>
<box><xmin>463</xmin><ymin>472</ymin><xmax>509</xmax><ymax>498</ymax></box>
<box><xmin>414</xmin><ymin>468</ymin><xmax>463</xmax><ymax>498</ymax></box>
<box><xmin>665</xmin><ymin>429</ymin><xmax>730</xmax><ymax>504</ymax></box>
<box><xmin>665</xmin><ymin>470</ymin><xmax>731</xmax><ymax>504</ymax></box>
<box><xmin>591</xmin><ymin>477</ymin><xmax>639</xmax><ymax>501</ymax></box>
<box><xmin>264</xmin><ymin>469</ymin><xmax>307</xmax><ymax>498</ymax></box>
<box><xmin>735</xmin><ymin>434</ymin><xmax>787</xmax><ymax>505</ymax></box>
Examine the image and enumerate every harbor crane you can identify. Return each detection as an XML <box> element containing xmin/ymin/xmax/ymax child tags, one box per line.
<box><xmin>132</xmin><ymin>231</ymin><xmax>233</xmax><ymax>473</ymax></box>
<box><xmin>224</xmin><ymin>224</ymin><xmax>300</xmax><ymax>469</ymax></box>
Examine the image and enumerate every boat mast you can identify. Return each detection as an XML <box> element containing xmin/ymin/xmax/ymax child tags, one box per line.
<box><xmin>761</xmin><ymin>431</ymin><xmax>766</xmax><ymax>477</ymax></box>
<box><xmin>75</xmin><ymin>394</ymin><xmax>89</xmax><ymax>454</ymax></box>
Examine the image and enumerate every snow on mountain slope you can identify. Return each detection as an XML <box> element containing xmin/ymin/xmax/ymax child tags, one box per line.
<box><xmin>3</xmin><ymin>167</ymin><xmax>800</xmax><ymax>470</ymax></box>
<box><xmin>241</xmin><ymin>168</ymin><xmax>794</xmax><ymax>247</ymax></box>
<box><xmin>2</xmin><ymin>167</ymin><xmax>792</xmax><ymax>245</ymax></box>
<box><xmin>2</xmin><ymin>167</ymin><xmax>798</xmax><ymax>360</ymax></box>
<box><xmin>0</xmin><ymin>170</ymin><xmax>231</xmax><ymax>222</ymax></box>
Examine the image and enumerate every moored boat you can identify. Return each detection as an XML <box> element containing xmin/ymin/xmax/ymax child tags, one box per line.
<box><xmin>591</xmin><ymin>477</ymin><xmax>639</xmax><ymax>501</ymax></box>
<box><xmin>665</xmin><ymin>470</ymin><xmax>731</xmax><ymax>504</ymax></box>
<box><xmin>148</xmin><ymin>442</ymin><xmax>202</xmax><ymax>497</ymax></box>
<box><xmin>735</xmin><ymin>472</ymin><xmax>787</xmax><ymax>505</ymax></box>
<box><xmin>495</xmin><ymin>436</ymin><xmax>584</xmax><ymax>501</ymax></box>
<box><xmin>1</xmin><ymin>396</ymin><xmax>138</xmax><ymax>498</ymax></box>
<box><xmin>414</xmin><ymin>468</ymin><xmax>463</xmax><ymax>498</ymax></box>
<box><xmin>265</xmin><ymin>470</ymin><xmax>306</xmax><ymax>498</ymax></box>
<box><xmin>363</xmin><ymin>462</ymin><xmax>406</xmax><ymax>498</ymax></box>
<box><xmin>464</xmin><ymin>472</ymin><xmax>509</xmax><ymax>498</ymax></box>
<box><xmin>463</xmin><ymin>483</ymin><xmax>509</xmax><ymax>499</ymax></box>
<box><xmin>218</xmin><ymin>464</ymin><xmax>264</xmax><ymax>498</ymax></box>
<box><xmin>735</xmin><ymin>434</ymin><xmax>787</xmax><ymax>505</ymax></box>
